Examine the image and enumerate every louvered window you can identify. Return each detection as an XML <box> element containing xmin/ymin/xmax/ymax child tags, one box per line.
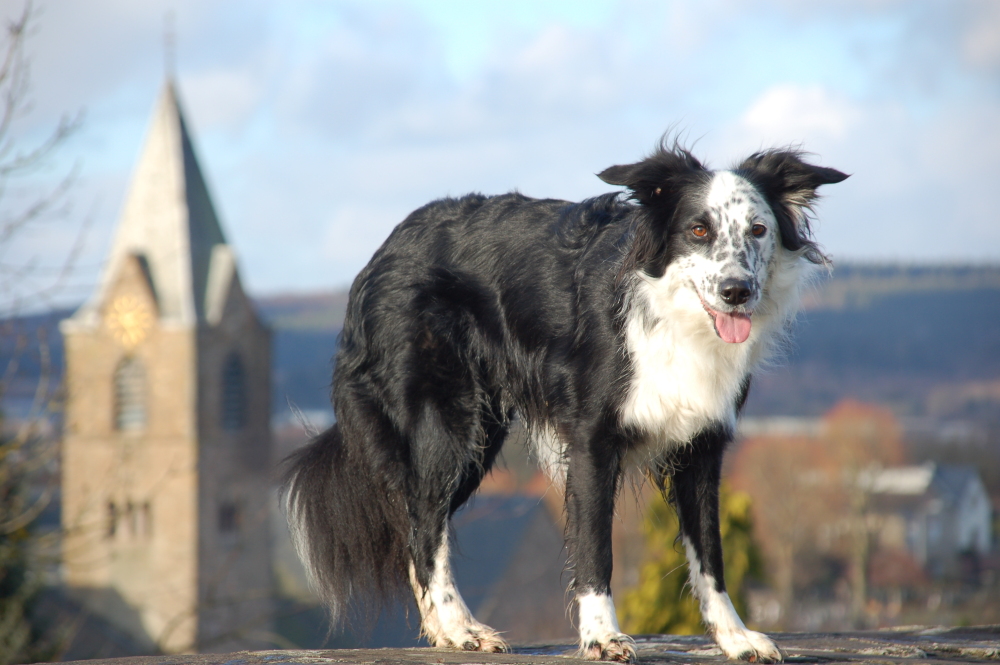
<box><xmin>114</xmin><ymin>357</ymin><xmax>146</xmax><ymax>431</ymax></box>
<box><xmin>107</xmin><ymin>501</ymin><xmax>118</xmax><ymax>538</ymax></box>
<box><xmin>221</xmin><ymin>352</ymin><xmax>246</xmax><ymax>431</ymax></box>
<box><xmin>106</xmin><ymin>500</ymin><xmax>152</xmax><ymax>539</ymax></box>
<box><xmin>218</xmin><ymin>500</ymin><xmax>241</xmax><ymax>533</ymax></box>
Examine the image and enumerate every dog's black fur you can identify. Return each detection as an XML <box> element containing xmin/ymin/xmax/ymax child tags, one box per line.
<box><xmin>284</xmin><ymin>141</ymin><xmax>846</xmax><ymax>661</ymax></box>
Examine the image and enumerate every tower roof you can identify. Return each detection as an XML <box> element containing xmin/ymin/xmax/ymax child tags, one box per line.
<box><xmin>68</xmin><ymin>79</ymin><xmax>235</xmax><ymax>328</ymax></box>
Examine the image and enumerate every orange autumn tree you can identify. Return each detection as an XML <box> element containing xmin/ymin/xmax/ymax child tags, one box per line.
<box><xmin>729</xmin><ymin>400</ymin><xmax>906</xmax><ymax>628</ymax></box>
<box><xmin>729</xmin><ymin>433</ymin><xmax>840</xmax><ymax>625</ymax></box>
<box><xmin>821</xmin><ymin>400</ymin><xmax>905</xmax><ymax>624</ymax></box>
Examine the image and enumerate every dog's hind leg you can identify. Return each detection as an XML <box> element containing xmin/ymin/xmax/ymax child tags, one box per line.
<box><xmin>408</xmin><ymin>531</ymin><xmax>507</xmax><ymax>652</ymax></box>
<box><xmin>406</xmin><ymin>394</ymin><xmax>509</xmax><ymax>652</ymax></box>
<box><xmin>668</xmin><ymin>429</ymin><xmax>784</xmax><ymax>663</ymax></box>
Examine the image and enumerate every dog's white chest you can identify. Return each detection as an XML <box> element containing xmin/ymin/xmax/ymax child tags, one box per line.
<box><xmin>619</xmin><ymin>282</ymin><xmax>754</xmax><ymax>448</ymax></box>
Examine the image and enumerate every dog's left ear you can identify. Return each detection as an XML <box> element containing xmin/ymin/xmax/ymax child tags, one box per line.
<box><xmin>736</xmin><ymin>150</ymin><xmax>848</xmax><ymax>207</ymax></box>
<box><xmin>736</xmin><ymin>150</ymin><xmax>849</xmax><ymax>259</ymax></box>
<box><xmin>598</xmin><ymin>144</ymin><xmax>707</xmax><ymax>205</ymax></box>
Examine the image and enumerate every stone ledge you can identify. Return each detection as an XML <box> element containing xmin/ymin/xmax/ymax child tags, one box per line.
<box><xmin>58</xmin><ymin>626</ymin><xmax>1000</xmax><ymax>665</ymax></box>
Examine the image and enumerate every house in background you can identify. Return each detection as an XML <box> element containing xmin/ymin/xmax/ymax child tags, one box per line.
<box><xmin>869</xmin><ymin>463</ymin><xmax>992</xmax><ymax>580</ymax></box>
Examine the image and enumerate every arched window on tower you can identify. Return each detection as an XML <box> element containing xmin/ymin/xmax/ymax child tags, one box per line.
<box><xmin>114</xmin><ymin>357</ymin><xmax>147</xmax><ymax>431</ymax></box>
<box><xmin>221</xmin><ymin>352</ymin><xmax>247</xmax><ymax>431</ymax></box>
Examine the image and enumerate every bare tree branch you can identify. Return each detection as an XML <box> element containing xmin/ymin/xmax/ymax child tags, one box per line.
<box><xmin>0</xmin><ymin>0</ymin><xmax>87</xmax><ymax>319</ymax></box>
<box><xmin>0</xmin><ymin>2</ymin><xmax>88</xmax><ymax>661</ymax></box>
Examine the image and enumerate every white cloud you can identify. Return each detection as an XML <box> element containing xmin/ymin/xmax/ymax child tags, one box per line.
<box><xmin>740</xmin><ymin>84</ymin><xmax>862</xmax><ymax>142</ymax></box>
<box><xmin>961</xmin><ymin>0</ymin><xmax>1000</xmax><ymax>70</ymax></box>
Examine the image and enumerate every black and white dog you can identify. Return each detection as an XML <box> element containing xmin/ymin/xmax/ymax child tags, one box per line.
<box><xmin>284</xmin><ymin>142</ymin><xmax>847</xmax><ymax>662</ymax></box>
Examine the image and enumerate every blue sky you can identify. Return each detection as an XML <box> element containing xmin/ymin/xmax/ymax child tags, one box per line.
<box><xmin>4</xmin><ymin>0</ymin><xmax>999</xmax><ymax>310</ymax></box>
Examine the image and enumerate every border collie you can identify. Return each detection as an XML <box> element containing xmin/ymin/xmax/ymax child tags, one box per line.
<box><xmin>284</xmin><ymin>141</ymin><xmax>847</xmax><ymax>662</ymax></box>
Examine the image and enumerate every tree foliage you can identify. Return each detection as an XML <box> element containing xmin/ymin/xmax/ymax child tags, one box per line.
<box><xmin>618</xmin><ymin>482</ymin><xmax>763</xmax><ymax>635</ymax></box>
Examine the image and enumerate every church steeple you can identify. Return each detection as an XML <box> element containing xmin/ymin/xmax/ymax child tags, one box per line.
<box><xmin>68</xmin><ymin>80</ymin><xmax>231</xmax><ymax>328</ymax></box>
<box><xmin>59</xmin><ymin>78</ymin><xmax>273</xmax><ymax>654</ymax></box>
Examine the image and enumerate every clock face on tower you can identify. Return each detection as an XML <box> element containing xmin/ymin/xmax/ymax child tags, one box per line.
<box><xmin>105</xmin><ymin>295</ymin><xmax>153</xmax><ymax>348</ymax></box>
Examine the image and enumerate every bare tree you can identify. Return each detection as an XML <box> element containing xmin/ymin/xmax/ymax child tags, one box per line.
<box><xmin>0</xmin><ymin>2</ymin><xmax>84</xmax><ymax>662</ymax></box>
<box><xmin>0</xmin><ymin>2</ymin><xmax>85</xmax><ymax>315</ymax></box>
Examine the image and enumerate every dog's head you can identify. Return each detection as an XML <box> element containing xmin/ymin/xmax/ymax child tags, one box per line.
<box><xmin>599</xmin><ymin>141</ymin><xmax>848</xmax><ymax>343</ymax></box>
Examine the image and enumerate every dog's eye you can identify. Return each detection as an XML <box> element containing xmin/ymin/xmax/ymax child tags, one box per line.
<box><xmin>751</xmin><ymin>224</ymin><xmax>767</xmax><ymax>237</ymax></box>
<box><xmin>692</xmin><ymin>225</ymin><xmax>708</xmax><ymax>238</ymax></box>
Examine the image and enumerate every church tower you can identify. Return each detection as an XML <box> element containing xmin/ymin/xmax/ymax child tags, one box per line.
<box><xmin>60</xmin><ymin>80</ymin><xmax>273</xmax><ymax>653</ymax></box>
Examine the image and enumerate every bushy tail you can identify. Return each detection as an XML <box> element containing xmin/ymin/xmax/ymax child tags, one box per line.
<box><xmin>282</xmin><ymin>424</ymin><xmax>410</xmax><ymax>627</ymax></box>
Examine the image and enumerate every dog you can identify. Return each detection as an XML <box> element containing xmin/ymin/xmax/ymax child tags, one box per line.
<box><xmin>283</xmin><ymin>140</ymin><xmax>847</xmax><ymax>662</ymax></box>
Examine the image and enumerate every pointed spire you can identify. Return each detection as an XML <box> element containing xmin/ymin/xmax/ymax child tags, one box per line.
<box><xmin>69</xmin><ymin>80</ymin><xmax>233</xmax><ymax>328</ymax></box>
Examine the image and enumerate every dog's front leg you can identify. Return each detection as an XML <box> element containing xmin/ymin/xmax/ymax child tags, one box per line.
<box><xmin>670</xmin><ymin>436</ymin><xmax>783</xmax><ymax>663</ymax></box>
<box><xmin>565</xmin><ymin>439</ymin><xmax>635</xmax><ymax>663</ymax></box>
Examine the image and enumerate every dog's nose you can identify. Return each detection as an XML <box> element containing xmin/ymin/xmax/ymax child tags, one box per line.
<box><xmin>719</xmin><ymin>279</ymin><xmax>752</xmax><ymax>306</ymax></box>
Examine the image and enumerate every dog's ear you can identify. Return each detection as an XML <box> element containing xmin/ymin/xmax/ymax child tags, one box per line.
<box><xmin>598</xmin><ymin>144</ymin><xmax>708</xmax><ymax>205</ymax></box>
<box><xmin>603</xmin><ymin>144</ymin><xmax>708</xmax><ymax>280</ymax></box>
<box><xmin>736</xmin><ymin>150</ymin><xmax>848</xmax><ymax>207</ymax></box>
<box><xmin>735</xmin><ymin>150</ymin><xmax>848</xmax><ymax>262</ymax></box>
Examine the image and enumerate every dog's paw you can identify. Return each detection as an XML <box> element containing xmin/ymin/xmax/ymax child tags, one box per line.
<box><xmin>460</xmin><ymin>627</ymin><xmax>508</xmax><ymax>653</ymax></box>
<box><xmin>435</xmin><ymin>624</ymin><xmax>508</xmax><ymax>653</ymax></box>
<box><xmin>715</xmin><ymin>628</ymin><xmax>784</xmax><ymax>663</ymax></box>
<box><xmin>580</xmin><ymin>634</ymin><xmax>637</xmax><ymax>663</ymax></box>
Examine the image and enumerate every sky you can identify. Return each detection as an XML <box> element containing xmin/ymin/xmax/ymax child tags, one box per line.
<box><xmin>3</xmin><ymin>0</ymin><xmax>999</xmax><ymax>310</ymax></box>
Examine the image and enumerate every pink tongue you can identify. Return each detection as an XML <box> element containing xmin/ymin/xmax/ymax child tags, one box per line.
<box><xmin>714</xmin><ymin>312</ymin><xmax>752</xmax><ymax>343</ymax></box>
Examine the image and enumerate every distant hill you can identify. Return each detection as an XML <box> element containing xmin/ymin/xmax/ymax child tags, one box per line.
<box><xmin>3</xmin><ymin>264</ymin><xmax>1000</xmax><ymax>424</ymax></box>
<box><xmin>745</xmin><ymin>264</ymin><xmax>1000</xmax><ymax>420</ymax></box>
<box><xmin>256</xmin><ymin>291</ymin><xmax>349</xmax><ymax>332</ymax></box>
<box><xmin>258</xmin><ymin>263</ymin><xmax>1000</xmax><ymax>421</ymax></box>
<box><xmin>0</xmin><ymin>309</ymin><xmax>70</xmax><ymax>421</ymax></box>
<box><xmin>802</xmin><ymin>263</ymin><xmax>1000</xmax><ymax>311</ymax></box>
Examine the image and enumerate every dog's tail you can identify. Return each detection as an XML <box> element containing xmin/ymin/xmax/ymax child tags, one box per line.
<box><xmin>282</xmin><ymin>423</ymin><xmax>410</xmax><ymax>626</ymax></box>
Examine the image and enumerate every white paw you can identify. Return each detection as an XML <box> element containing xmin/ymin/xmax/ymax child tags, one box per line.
<box><xmin>715</xmin><ymin>628</ymin><xmax>784</xmax><ymax>663</ymax></box>
<box><xmin>431</xmin><ymin>622</ymin><xmax>508</xmax><ymax>653</ymax></box>
<box><xmin>580</xmin><ymin>633</ymin><xmax>637</xmax><ymax>663</ymax></box>
<box><xmin>576</xmin><ymin>592</ymin><xmax>634</xmax><ymax>662</ymax></box>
